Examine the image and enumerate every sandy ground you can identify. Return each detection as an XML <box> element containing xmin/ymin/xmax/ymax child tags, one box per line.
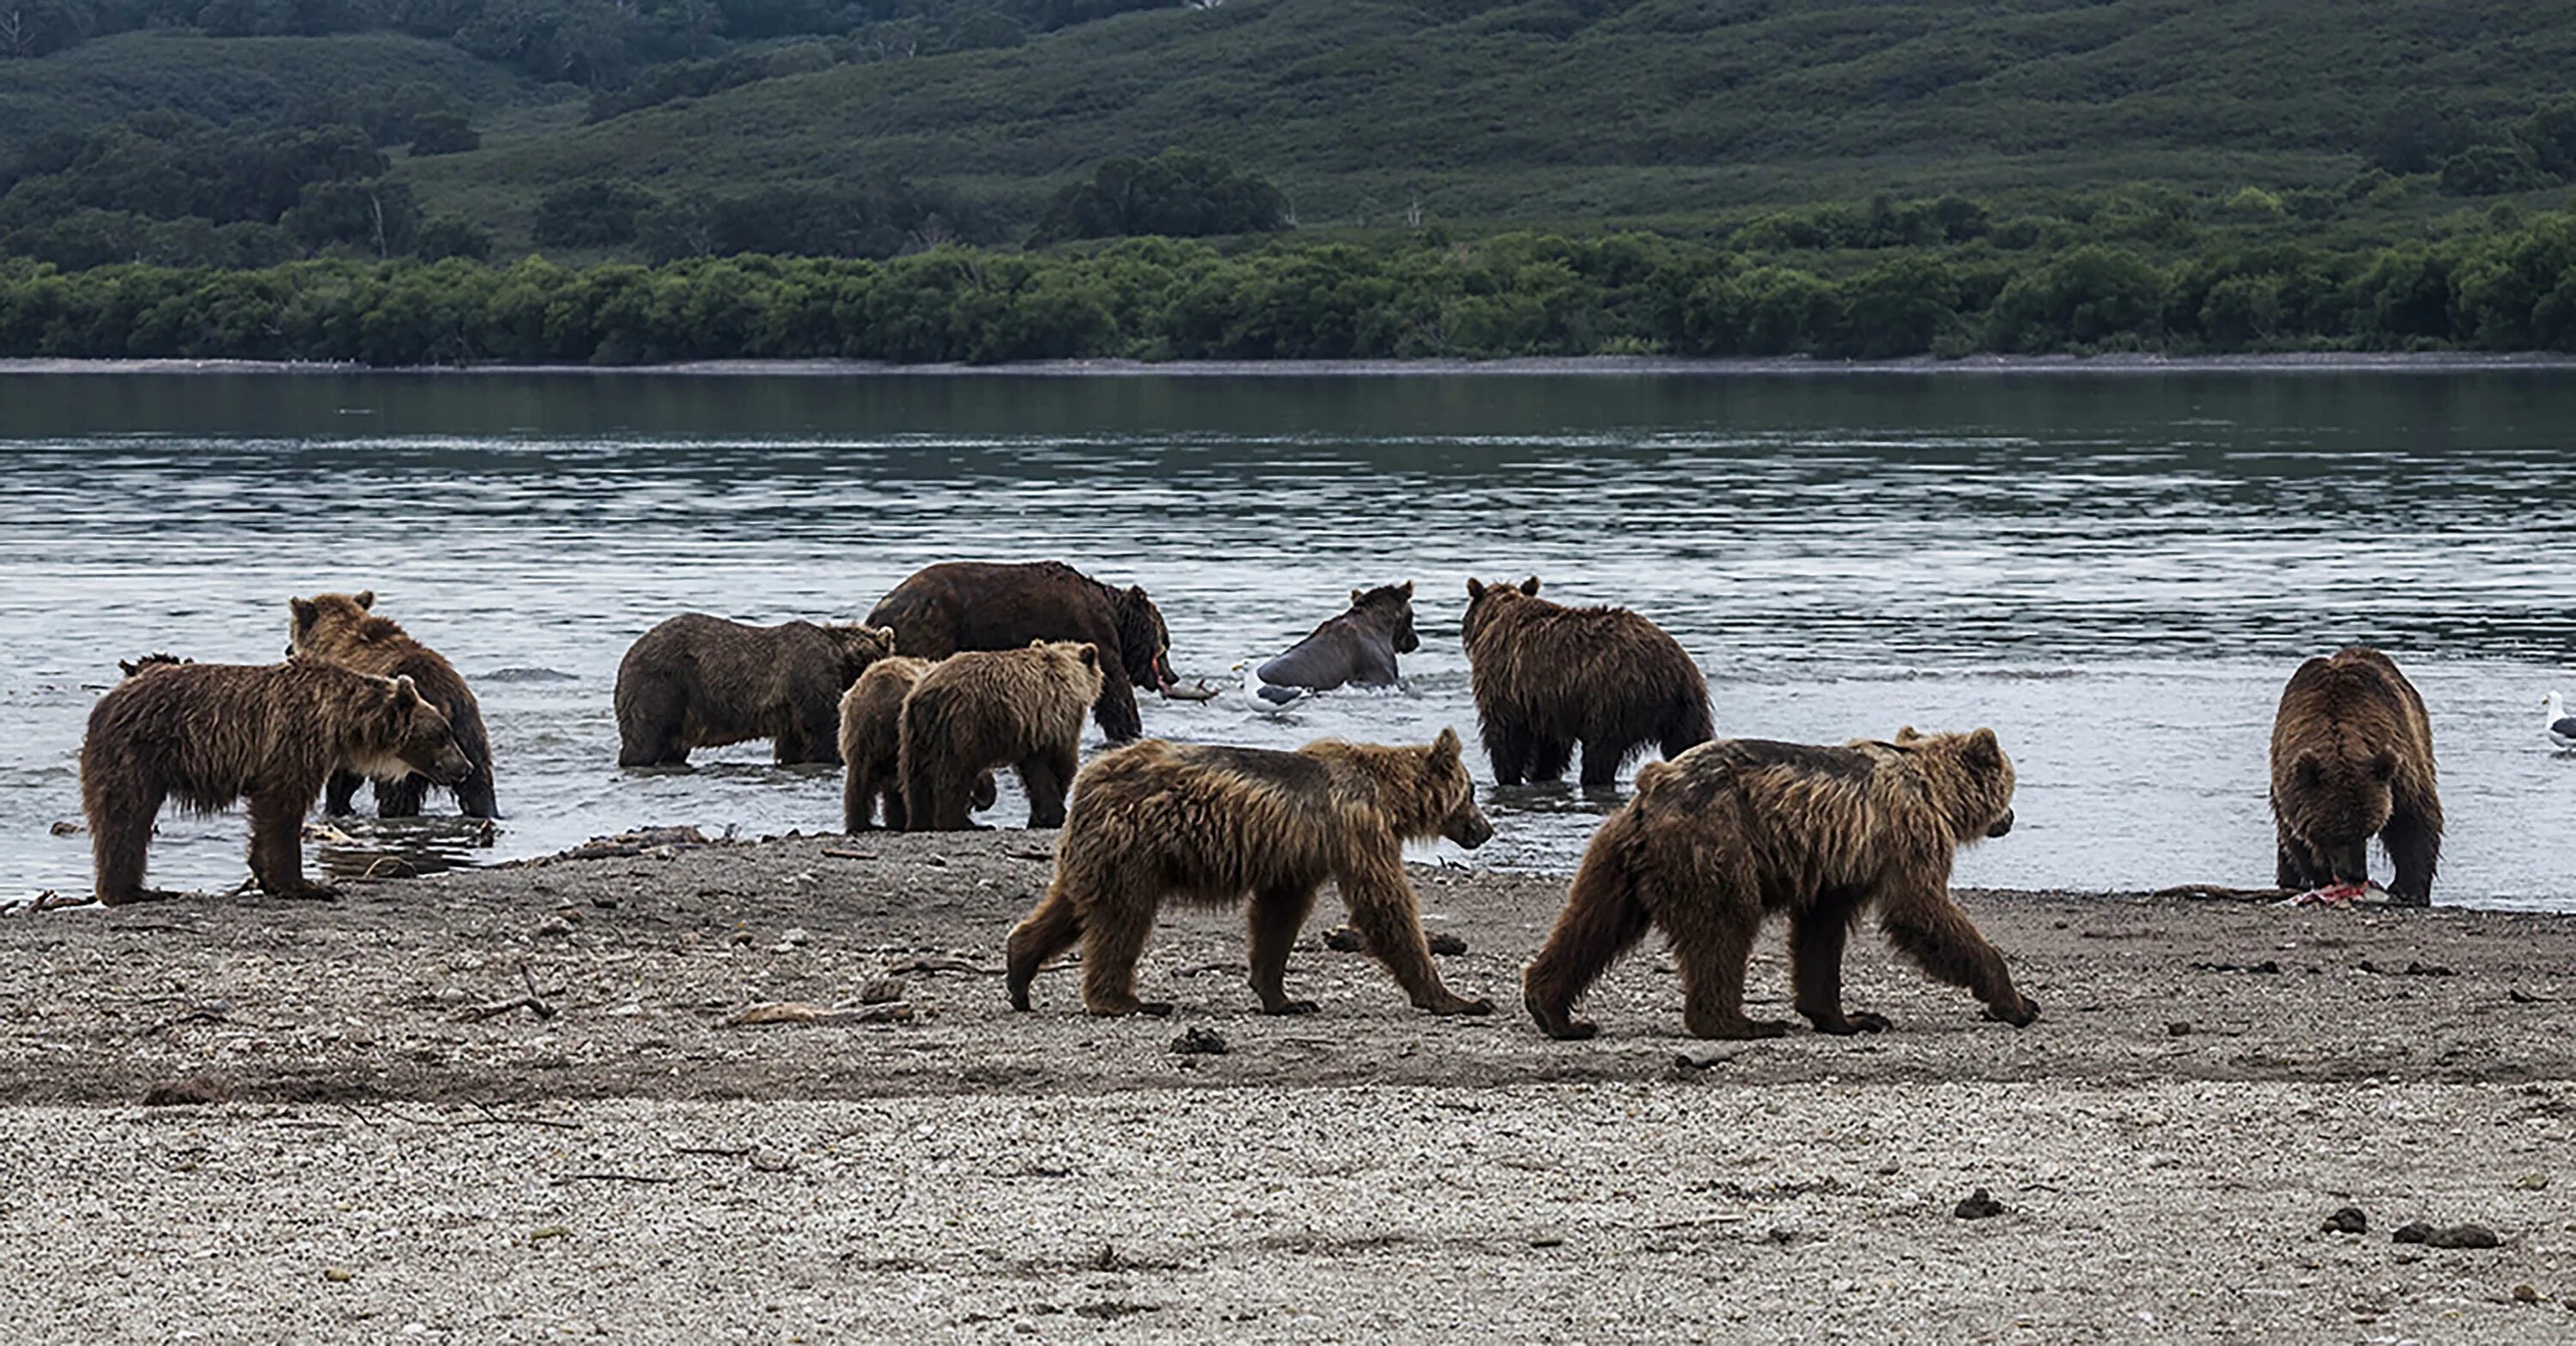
<box><xmin>5</xmin><ymin>831</ymin><xmax>2575</xmax><ymax>1341</ymax></box>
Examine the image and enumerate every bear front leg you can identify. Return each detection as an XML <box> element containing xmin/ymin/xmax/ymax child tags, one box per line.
<box><xmin>1481</xmin><ymin>714</ymin><xmax>1533</xmax><ymax>786</ymax></box>
<box><xmin>2381</xmin><ymin>802</ymin><xmax>2441</xmax><ymax>907</ymax></box>
<box><xmin>2273</xmin><ymin>817</ymin><xmax>2324</xmax><ymax>891</ymax></box>
<box><xmin>1790</xmin><ymin>901</ymin><xmax>1887</xmax><ymax>1034</ymax></box>
<box><xmin>373</xmin><ymin>771</ymin><xmax>426</xmax><ymax>819</ymax></box>
<box><xmin>1526</xmin><ymin>737</ymin><xmax>1572</xmax><ymax>784</ymax></box>
<box><xmin>1879</xmin><ymin>889</ymin><xmax>2038</xmax><ymax>1027</ymax></box>
<box><xmin>1339</xmin><ymin>856</ymin><xmax>1491</xmax><ymax>1016</ymax></box>
<box><xmin>1577</xmin><ymin>737</ymin><xmax>1635</xmax><ymax>790</ymax></box>
<box><xmin>1095</xmin><ymin>677</ymin><xmax>1145</xmax><ymax>744</ymax></box>
<box><xmin>324</xmin><ymin>768</ymin><xmax>363</xmax><ymax>816</ymax></box>
<box><xmin>1247</xmin><ymin>883</ymin><xmax>1321</xmax><ymax>1014</ymax></box>
<box><xmin>1673</xmin><ymin>903</ymin><xmax>1787</xmax><ymax>1039</ymax></box>
<box><xmin>246</xmin><ymin>789</ymin><xmax>336</xmax><ymax>900</ymax></box>
<box><xmin>1019</xmin><ymin>746</ymin><xmax>1078</xmax><ymax>829</ymax></box>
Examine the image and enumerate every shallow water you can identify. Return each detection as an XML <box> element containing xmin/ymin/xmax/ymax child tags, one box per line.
<box><xmin>3</xmin><ymin>367</ymin><xmax>2572</xmax><ymax>906</ymax></box>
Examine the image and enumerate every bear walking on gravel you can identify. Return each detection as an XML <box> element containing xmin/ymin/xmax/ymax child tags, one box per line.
<box><xmin>82</xmin><ymin>658</ymin><xmax>474</xmax><ymax>905</ymax></box>
<box><xmin>2270</xmin><ymin>646</ymin><xmax>2442</xmax><ymax>906</ymax></box>
<box><xmin>1005</xmin><ymin>728</ymin><xmax>1496</xmax><ymax>1018</ymax></box>
<box><xmin>1461</xmin><ymin>576</ymin><xmax>1712</xmax><ymax>787</ymax></box>
<box><xmin>868</xmin><ymin>561</ymin><xmax>1176</xmax><ymax>743</ymax></box>
<box><xmin>289</xmin><ymin>591</ymin><xmax>497</xmax><ymax>818</ymax></box>
<box><xmin>897</xmin><ymin>640</ymin><xmax>1104</xmax><ymax>830</ymax></box>
<box><xmin>839</xmin><ymin>657</ymin><xmax>996</xmax><ymax>831</ymax></box>
<box><xmin>614</xmin><ymin>614</ymin><xmax>896</xmax><ymax>767</ymax></box>
<box><xmin>1523</xmin><ymin>728</ymin><xmax>2039</xmax><ymax>1041</ymax></box>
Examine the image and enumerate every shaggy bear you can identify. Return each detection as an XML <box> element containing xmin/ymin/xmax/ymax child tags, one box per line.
<box><xmin>838</xmin><ymin>656</ymin><xmax>996</xmax><ymax>831</ymax></box>
<box><xmin>867</xmin><ymin>561</ymin><xmax>1175</xmax><ymax>743</ymax></box>
<box><xmin>82</xmin><ymin>659</ymin><xmax>474</xmax><ymax>905</ymax></box>
<box><xmin>897</xmin><ymin>640</ymin><xmax>1105</xmax><ymax>831</ymax></box>
<box><xmin>1005</xmin><ymin>727</ymin><xmax>1495</xmax><ymax>1018</ymax></box>
<box><xmin>1460</xmin><ymin>576</ymin><xmax>1713</xmax><ymax>787</ymax></box>
<box><xmin>614</xmin><ymin>614</ymin><xmax>895</xmax><ymax>767</ymax></box>
<box><xmin>288</xmin><ymin>591</ymin><xmax>498</xmax><ymax>818</ymax></box>
<box><xmin>1523</xmin><ymin>727</ymin><xmax>2038</xmax><ymax>1040</ymax></box>
<box><xmin>2270</xmin><ymin>646</ymin><xmax>2442</xmax><ymax>906</ymax></box>
<box><xmin>1255</xmin><ymin>580</ymin><xmax>1421</xmax><ymax>691</ymax></box>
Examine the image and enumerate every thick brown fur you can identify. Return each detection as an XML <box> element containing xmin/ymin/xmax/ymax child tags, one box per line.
<box><xmin>289</xmin><ymin>591</ymin><xmax>497</xmax><ymax>818</ymax></box>
<box><xmin>867</xmin><ymin>561</ymin><xmax>1174</xmax><ymax>742</ymax></box>
<box><xmin>613</xmin><ymin>613</ymin><xmax>895</xmax><ymax>767</ymax></box>
<box><xmin>2269</xmin><ymin>646</ymin><xmax>2442</xmax><ymax>906</ymax></box>
<box><xmin>1523</xmin><ymin>727</ymin><xmax>2038</xmax><ymax>1041</ymax></box>
<box><xmin>1461</xmin><ymin>576</ymin><xmax>1713</xmax><ymax>787</ymax></box>
<box><xmin>80</xmin><ymin>658</ymin><xmax>472</xmax><ymax>905</ymax></box>
<box><xmin>896</xmin><ymin>640</ymin><xmax>1105</xmax><ymax>831</ymax></box>
<box><xmin>838</xmin><ymin>657</ymin><xmax>996</xmax><ymax>831</ymax></box>
<box><xmin>1255</xmin><ymin>580</ymin><xmax>1420</xmax><ymax>690</ymax></box>
<box><xmin>1006</xmin><ymin>727</ymin><xmax>1496</xmax><ymax>1017</ymax></box>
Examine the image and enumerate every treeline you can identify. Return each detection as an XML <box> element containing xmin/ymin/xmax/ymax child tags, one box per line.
<box><xmin>7</xmin><ymin>214</ymin><xmax>2576</xmax><ymax>365</ymax></box>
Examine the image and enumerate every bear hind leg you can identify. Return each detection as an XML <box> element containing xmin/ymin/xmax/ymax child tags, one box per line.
<box><xmin>1078</xmin><ymin>870</ymin><xmax>1171</xmax><ymax>1017</ymax></box>
<box><xmin>1523</xmin><ymin>861</ymin><xmax>1655</xmax><ymax>1040</ymax></box>
<box><xmin>1577</xmin><ymin>737</ymin><xmax>1639</xmax><ymax>790</ymax></box>
<box><xmin>89</xmin><ymin>780</ymin><xmax>167</xmax><ymax>906</ymax></box>
<box><xmin>1247</xmin><ymin>882</ymin><xmax>1321</xmax><ymax>1015</ymax></box>
<box><xmin>1006</xmin><ymin>882</ymin><xmax>1086</xmax><ymax>1011</ymax></box>
<box><xmin>1481</xmin><ymin>715</ymin><xmax>1533</xmax><ymax>786</ymax></box>
<box><xmin>1674</xmin><ymin>903</ymin><xmax>1786</xmax><ymax>1040</ymax></box>
<box><xmin>1790</xmin><ymin>894</ymin><xmax>1886</xmax><ymax>1034</ymax></box>
<box><xmin>373</xmin><ymin>771</ymin><xmax>426</xmax><ymax>819</ymax></box>
<box><xmin>1019</xmin><ymin>746</ymin><xmax>1077</xmax><ymax>829</ymax></box>
<box><xmin>324</xmin><ymin>769</ymin><xmax>363</xmax><ymax>816</ymax></box>
<box><xmin>1526</xmin><ymin>737</ymin><xmax>1572</xmax><ymax>784</ymax></box>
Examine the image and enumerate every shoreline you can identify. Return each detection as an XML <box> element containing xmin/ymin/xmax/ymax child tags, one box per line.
<box><xmin>10</xmin><ymin>351</ymin><xmax>2576</xmax><ymax>378</ymax></box>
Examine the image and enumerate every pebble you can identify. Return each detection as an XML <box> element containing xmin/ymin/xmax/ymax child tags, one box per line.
<box><xmin>324</xmin><ymin>1267</ymin><xmax>353</xmax><ymax>1283</ymax></box>
<box><xmin>2167</xmin><ymin>1022</ymin><xmax>2193</xmax><ymax>1037</ymax></box>
<box><xmin>1170</xmin><ymin>1027</ymin><xmax>1228</xmax><ymax>1056</ymax></box>
<box><xmin>2322</xmin><ymin>1207</ymin><xmax>2367</xmax><ymax>1234</ymax></box>
<box><xmin>859</xmin><ymin>978</ymin><xmax>907</xmax><ymax>1005</ymax></box>
<box><xmin>2514</xmin><ymin>1284</ymin><xmax>2541</xmax><ymax>1304</ymax></box>
<box><xmin>1953</xmin><ymin>1188</ymin><xmax>2006</xmax><ymax>1220</ymax></box>
<box><xmin>2392</xmin><ymin>1221</ymin><xmax>2500</xmax><ymax>1249</ymax></box>
<box><xmin>781</xmin><ymin>928</ymin><xmax>811</xmax><ymax>947</ymax></box>
<box><xmin>1322</xmin><ymin>926</ymin><xmax>1364</xmax><ymax>953</ymax></box>
<box><xmin>1428</xmin><ymin>933</ymin><xmax>1467</xmax><ymax>955</ymax></box>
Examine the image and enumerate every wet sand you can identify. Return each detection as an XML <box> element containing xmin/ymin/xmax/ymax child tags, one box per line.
<box><xmin>4</xmin><ymin>832</ymin><xmax>2573</xmax><ymax>1340</ymax></box>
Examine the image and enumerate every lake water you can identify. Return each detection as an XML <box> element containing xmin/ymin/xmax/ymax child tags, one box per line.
<box><xmin>2</xmin><ymin>366</ymin><xmax>2572</xmax><ymax>908</ymax></box>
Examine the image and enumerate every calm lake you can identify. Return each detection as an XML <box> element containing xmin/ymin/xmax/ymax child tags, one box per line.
<box><xmin>3</xmin><ymin>365</ymin><xmax>2572</xmax><ymax>907</ymax></box>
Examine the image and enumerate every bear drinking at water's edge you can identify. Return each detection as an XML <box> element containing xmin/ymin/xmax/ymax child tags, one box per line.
<box><xmin>1460</xmin><ymin>576</ymin><xmax>1712</xmax><ymax>787</ymax></box>
<box><xmin>2269</xmin><ymin>646</ymin><xmax>2442</xmax><ymax>906</ymax></box>
<box><xmin>82</xmin><ymin>659</ymin><xmax>473</xmax><ymax>905</ymax></box>
<box><xmin>1005</xmin><ymin>728</ymin><xmax>1494</xmax><ymax>1018</ymax></box>
<box><xmin>1523</xmin><ymin>727</ymin><xmax>2039</xmax><ymax>1041</ymax></box>
<box><xmin>613</xmin><ymin>614</ymin><xmax>895</xmax><ymax>767</ymax></box>
<box><xmin>289</xmin><ymin>591</ymin><xmax>497</xmax><ymax>818</ymax></box>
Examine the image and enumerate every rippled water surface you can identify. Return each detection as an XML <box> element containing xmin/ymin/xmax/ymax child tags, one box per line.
<box><xmin>3</xmin><ymin>368</ymin><xmax>2572</xmax><ymax>906</ymax></box>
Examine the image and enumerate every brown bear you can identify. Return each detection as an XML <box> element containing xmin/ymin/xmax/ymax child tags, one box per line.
<box><xmin>1461</xmin><ymin>576</ymin><xmax>1713</xmax><ymax>787</ymax></box>
<box><xmin>897</xmin><ymin>639</ymin><xmax>1105</xmax><ymax>831</ymax></box>
<box><xmin>288</xmin><ymin>591</ymin><xmax>498</xmax><ymax>818</ymax></box>
<box><xmin>1523</xmin><ymin>727</ymin><xmax>2038</xmax><ymax>1041</ymax></box>
<box><xmin>1256</xmin><ymin>580</ymin><xmax>1421</xmax><ymax>691</ymax></box>
<box><xmin>2269</xmin><ymin>646</ymin><xmax>2442</xmax><ymax>906</ymax></box>
<box><xmin>838</xmin><ymin>656</ymin><xmax>996</xmax><ymax>831</ymax></box>
<box><xmin>82</xmin><ymin>658</ymin><xmax>474</xmax><ymax>905</ymax></box>
<box><xmin>614</xmin><ymin>614</ymin><xmax>895</xmax><ymax>767</ymax></box>
<box><xmin>1005</xmin><ymin>728</ymin><xmax>1496</xmax><ymax>1018</ymax></box>
<box><xmin>867</xmin><ymin>561</ymin><xmax>1175</xmax><ymax>743</ymax></box>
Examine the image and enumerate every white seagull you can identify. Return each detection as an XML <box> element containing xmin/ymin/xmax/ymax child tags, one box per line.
<box><xmin>2546</xmin><ymin>690</ymin><xmax>2576</xmax><ymax>752</ymax></box>
<box><xmin>1230</xmin><ymin>659</ymin><xmax>1309</xmax><ymax>713</ymax></box>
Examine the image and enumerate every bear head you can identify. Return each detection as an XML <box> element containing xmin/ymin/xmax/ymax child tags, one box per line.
<box><xmin>1350</xmin><ymin>580</ymin><xmax>1421</xmax><ymax>654</ymax></box>
<box><xmin>1424</xmin><ymin>726</ymin><xmax>1492</xmax><ymax>850</ymax></box>
<box><xmin>1461</xmin><ymin>576</ymin><xmax>1543</xmax><ymax>646</ymax></box>
<box><xmin>827</xmin><ymin>624</ymin><xmax>900</xmax><ymax>686</ymax></box>
<box><xmin>1111</xmin><ymin>585</ymin><xmax>1175</xmax><ymax>694</ymax></box>
<box><xmin>287</xmin><ymin>591</ymin><xmax>384</xmax><ymax>658</ymax></box>
<box><xmin>345</xmin><ymin>674</ymin><xmax>474</xmax><ymax>787</ymax></box>
<box><xmin>2277</xmin><ymin>744</ymin><xmax>2399</xmax><ymax>887</ymax></box>
<box><xmin>1032</xmin><ymin>639</ymin><xmax>1108</xmax><ymax>707</ymax></box>
<box><xmin>1894</xmin><ymin>725</ymin><xmax>2017</xmax><ymax>845</ymax></box>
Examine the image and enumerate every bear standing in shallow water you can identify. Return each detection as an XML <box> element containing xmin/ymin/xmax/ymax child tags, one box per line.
<box><xmin>838</xmin><ymin>656</ymin><xmax>996</xmax><ymax>831</ymax></box>
<box><xmin>288</xmin><ymin>591</ymin><xmax>497</xmax><ymax>818</ymax></box>
<box><xmin>1524</xmin><ymin>727</ymin><xmax>2038</xmax><ymax>1041</ymax></box>
<box><xmin>1461</xmin><ymin>576</ymin><xmax>1712</xmax><ymax>787</ymax></box>
<box><xmin>2269</xmin><ymin>646</ymin><xmax>2442</xmax><ymax>906</ymax></box>
<box><xmin>614</xmin><ymin>615</ymin><xmax>895</xmax><ymax>767</ymax></box>
<box><xmin>896</xmin><ymin>640</ymin><xmax>1104</xmax><ymax>830</ymax></box>
<box><xmin>868</xmin><ymin>561</ymin><xmax>1176</xmax><ymax>743</ymax></box>
<box><xmin>1005</xmin><ymin>728</ymin><xmax>1495</xmax><ymax>1018</ymax></box>
<box><xmin>82</xmin><ymin>659</ymin><xmax>473</xmax><ymax>904</ymax></box>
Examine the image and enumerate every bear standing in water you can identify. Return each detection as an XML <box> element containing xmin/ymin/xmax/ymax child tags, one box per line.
<box><xmin>838</xmin><ymin>656</ymin><xmax>996</xmax><ymax>831</ymax></box>
<box><xmin>288</xmin><ymin>591</ymin><xmax>497</xmax><ymax>818</ymax></box>
<box><xmin>82</xmin><ymin>659</ymin><xmax>474</xmax><ymax>904</ymax></box>
<box><xmin>868</xmin><ymin>561</ymin><xmax>1175</xmax><ymax>743</ymax></box>
<box><xmin>2269</xmin><ymin>646</ymin><xmax>2442</xmax><ymax>906</ymax></box>
<box><xmin>1005</xmin><ymin>728</ymin><xmax>1495</xmax><ymax>1018</ymax></box>
<box><xmin>614</xmin><ymin>615</ymin><xmax>896</xmax><ymax>767</ymax></box>
<box><xmin>1524</xmin><ymin>728</ymin><xmax>2038</xmax><ymax>1041</ymax></box>
<box><xmin>1461</xmin><ymin>576</ymin><xmax>1712</xmax><ymax>787</ymax></box>
<box><xmin>896</xmin><ymin>640</ymin><xmax>1105</xmax><ymax>830</ymax></box>
<box><xmin>1255</xmin><ymin>581</ymin><xmax>1421</xmax><ymax>693</ymax></box>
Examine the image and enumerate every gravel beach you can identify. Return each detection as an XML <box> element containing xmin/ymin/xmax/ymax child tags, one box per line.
<box><xmin>6</xmin><ymin>832</ymin><xmax>2574</xmax><ymax>1341</ymax></box>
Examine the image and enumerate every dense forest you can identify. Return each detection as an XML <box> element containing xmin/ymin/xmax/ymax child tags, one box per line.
<box><xmin>3</xmin><ymin>0</ymin><xmax>2575</xmax><ymax>360</ymax></box>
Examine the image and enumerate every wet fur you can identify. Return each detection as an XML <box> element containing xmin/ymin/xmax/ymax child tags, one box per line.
<box><xmin>289</xmin><ymin>591</ymin><xmax>497</xmax><ymax>818</ymax></box>
<box><xmin>867</xmin><ymin>561</ymin><xmax>1171</xmax><ymax>742</ymax></box>
<box><xmin>1256</xmin><ymin>580</ymin><xmax>1420</xmax><ymax>691</ymax></box>
<box><xmin>614</xmin><ymin>614</ymin><xmax>895</xmax><ymax>767</ymax></box>
<box><xmin>839</xmin><ymin>657</ymin><xmax>996</xmax><ymax>831</ymax></box>
<box><xmin>1461</xmin><ymin>576</ymin><xmax>1713</xmax><ymax>787</ymax></box>
<box><xmin>1006</xmin><ymin>728</ymin><xmax>1495</xmax><ymax>1017</ymax></box>
<box><xmin>81</xmin><ymin>658</ymin><xmax>471</xmax><ymax>905</ymax></box>
<box><xmin>896</xmin><ymin>640</ymin><xmax>1105</xmax><ymax>831</ymax></box>
<box><xmin>2269</xmin><ymin>646</ymin><xmax>2442</xmax><ymax>905</ymax></box>
<box><xmin>1523</xmin><ymin>727</ymin><xmax>2037</xmax><ymax>1040</ymax></box>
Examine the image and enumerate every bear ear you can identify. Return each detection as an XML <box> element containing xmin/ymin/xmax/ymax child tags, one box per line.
<box><xmin>1967</xmin><ymin>727</ymin><xmax>2002</xmax><ymax>762</ymax></box>
<box><xmin>1466</xmin><ymin>578</ymin><xmax>1485</xmax><ymax>600</ymax></box>
<box><xmin>875</xmin><ymin>625</ymin><xmax>896</xmax><ymax>644</ymax></box>
<box><xmin>2370</xmin><ymin>750</ymin><xmax>2399</xmax><ymax>783</ymax></box>
<box><xmin>1351</xmin><ymin>587</ymin><xmax>1366</xmax><ymax>607</ymax></box>
<box><xmin>1431</xmin><ymin>725</ymin><xmax>1461</xmax><ymax>766</ymax></box>
<box><xmin>1077</xmin><ymin>642</ymin><xmax>1100</xmax><ymax>669</ymax></box>
<box><xmin>1127</xmin><ymin>585</ymin><xmax>1148</xmax><ymax>602</ymax></box>
<box><xmin>355</xmin><ymin>591</ymin><xmax>375</xmax><ymax>610</ymax></box>
<box><xmin>389</xmin><ymin>674</ymin><xmax>421</xmax><ymax>706</ymax></box>
<box><xmin>1030</xmin><ymin>638</ymin><xmax>1048</xmax><ymax>649</ymax></box>
<box><xmin>289</xmin><ymin>597</ymin><xmax>316</xmax><ymax>628</ymax></box>
<box><xmin>1399</xmin><ymin>579</ymin><xmax>1414</xmax><ymax>599</ymax></box>
<box><xmin>1895</xmin><ymin>725</ymin><xmax>1923</xmax><ymax>743</ymax></box>
<box><xmin>1520</xmin><ymin>576</ymin><xmax>1541</xmax><ymax>596</ymax></box>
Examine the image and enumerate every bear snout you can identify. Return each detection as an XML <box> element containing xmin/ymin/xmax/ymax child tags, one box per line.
<box><xmin>424</xmin><ymin>744</ymin><xmax>475</xmax><ymax>785</ymax></box>
<box><xmin>1445</xmin><ymin>809</ymin><xmax>1495</xmax><ymax>851</ymax></box>
<box><xmin>1985</xmin><ymin>809</ymin><xmax>2014</xmax><ymax>839</ymax></box>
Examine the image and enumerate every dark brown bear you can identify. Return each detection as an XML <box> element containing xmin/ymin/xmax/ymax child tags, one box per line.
<box><xmin>288</xmin><ymin>591</ymin><xmax>497</xmax><ymax>818</ymax></box>
<box><xmin>838</xmin><ymin>656</ymin><xmax>995</xmax><ymax>831</ymax></box>
<box><xmin>1460</xmin><ymin>576</ymin><xmax>1713</xmax><ymax>787</ymax></box>
<box><xmin>2269</xmin><ymin>646</ymin><xmax>2442</xmax><ymax>906</ymax></box>
<box><xmin>1523</xmin><ymin>727</ymin><xmax>2038</xmax><ymax>1041</ymax></box>
<box><xmin>1255</xmin><ymin>581</ymin><xmax>1420</xmax><ymax>691</ymax></box>
<box><xmin>896</xmin><ymin>640</ymin><xmax>1105</xmax><ymax>830</ymax></box>
<box><xmin>867</xmin><ymin>561</ymin><xmax>1175</xmax><ymax>742</ymax></box>
<box><xmin>1005</xmin><ymin>728</ymin><xmax>1495</xmax><ymax>1018</ymax></box>
<box><xmin>82</xmin><ymin>659</ymin><xmax>474</xmax><ymax>905</ymax></box>
<box><xmin>614</xmin><ymin>614</ymin><xmax>896</xmax><ymax>767</ymax></box>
